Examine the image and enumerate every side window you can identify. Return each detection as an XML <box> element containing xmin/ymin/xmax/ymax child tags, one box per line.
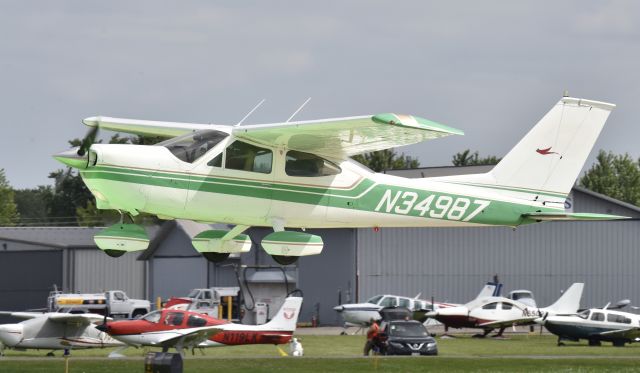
<box><xmin>399</xmin><ymin>298</ymin><xmax>411</xmax><ymax>308</ymax></box>
<box><xmin>482</xmin><ymin>302</ymin><xmax>498</xmax><ymax>310</ymax></box>
<box><xmin>164</xmin><ymin>312</ymin><xmax>185</xmax><ymax>326</ymax></box>
<box><xmin>113</xmin><ymin>292</ymin><xmax>125</xmax><ymax>301</ymax></box>
<box><xmin>379</xmin><ymin>297</ymin><xmax>397</xmax><ymax>308</ymax></box>
<box><xmin>591</xmin><ymin>312</ymin><xmax>605</xmax><ymax>321</ymax></box>
<box><xmin>285</xmin><ymin>150</ymin><xmax>341</xmax><ymax>177</ymax></box>
<box><xmin>187</xmin><ymin>315</ymin><xmax>207</xmax><ymax>327</ymax></box>
<box><xmin>207</xmin><ymin>153</ymin><xmax>222</xmax><ymax>167</ymax></box>
<box><xmin>502</xmin><ymin>303</ymin><xmax>513</xmax><ymax>310</ymax></box>
<box><xmin>225</xmin><ymin>141</ymin><xmax>272</xmax><ymax>174</ymax></box>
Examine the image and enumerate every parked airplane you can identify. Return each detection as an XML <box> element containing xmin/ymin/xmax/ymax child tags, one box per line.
<box><xmin>98</xmin><ymin>297</ymin><xmax>302</xmax><ymax>354</ymax></box>
<box><xmin>53</xmin><ymin>96</ymin><xmax>623</xmax><ymax>264</ymax></box>
<box><xmin>425</xmin><ymin>283</ymin><xmax>584</xmax><ymax>337</ymax></box>
<box><xmin>0</xmin><ymin>310</ymin><xmax>123</xmax><ymax>356</ymax></box>
<box><xmin>537</xmin><ymin>305</ymin><xmax>640</xmax><ymax>347</ymax></box>
<box><xmin>334</xmin><ymin>281</ymin><xmax>502</xmax><ymax>329</ymax></box>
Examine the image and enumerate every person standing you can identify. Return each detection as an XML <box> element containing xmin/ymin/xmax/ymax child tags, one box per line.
<box><xmin>363</xmin><ymin>319</ymin><xmax>380</xmax><ymax>356</ymax></box>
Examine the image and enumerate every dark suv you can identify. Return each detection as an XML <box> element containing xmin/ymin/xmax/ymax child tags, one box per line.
<box><xmin>379</xmin><ymin>320</ymin><xmax>438</xmax><ymax>356</ymax></box>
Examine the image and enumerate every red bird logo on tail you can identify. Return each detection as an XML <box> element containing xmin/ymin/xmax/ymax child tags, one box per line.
<box><xmin>536</xmin><ymin>147</ymin><xmax>558</xmax><ymax>156</ymax></box>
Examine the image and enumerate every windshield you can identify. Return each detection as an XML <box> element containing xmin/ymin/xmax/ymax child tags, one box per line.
<box><xmin>367</xmin><ymin>295</ymin><xmax>383</xmax><ymax>304</ymax></box>
<box><xmin>187</xmin><ymin>289</ymin><xmax>200</xmax><ymax>298</ymax></box>
<box><xmin>157</xmin><ymin>130</ymin><xmax>228</xmax><ymax>163</ymax></box>
<box><xmin>142</xmin><ymin>310</ymin><xmax>162</xmax><ymax>323</ymax></box>
<box><xmin>389</xmin><ymin>322</ymin><xmax>429</xmax><ymax>337</ymax></box>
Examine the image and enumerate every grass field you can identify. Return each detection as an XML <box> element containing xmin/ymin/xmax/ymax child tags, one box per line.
<box><xmin>2</xmin><ymin>334</ymin><xmax>640</xmax><ymax>372</ymax></box>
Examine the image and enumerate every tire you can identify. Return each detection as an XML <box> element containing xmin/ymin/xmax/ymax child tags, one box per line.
<box><xmin>272</xmin><ymin>255</ymin><xmax>298</xmax><ymax>265</ymax></box>
<box><xmin>588</xmin><ymin>338</ymin><xmax>601</xmax><ymax>347</ymax></box>
<box><xmin>132</xmin><ymin>309</ymin><xmax>147</xmax><ymax>319</ymax></box>
<box><xmin>202</xmin><ymin>252</ymin><xmax>231</xmax><ymax>263</ymax></box>
<box><xmin>612</xmin><ymin>340</ymin><xmax>626</xmax><ymax>347</ymax></box>
<box><xmin>104</xmin><ymin>249</ymin><xmax>126</xmax><ymax>258</ymax></box>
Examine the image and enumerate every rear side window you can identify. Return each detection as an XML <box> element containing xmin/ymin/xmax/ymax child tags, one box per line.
<box><xmin>285</xmin><ymin>151</ymin><xmax>341</xmax><ymax>177</ymax></box>
<box><xmin>482</xmin><ymin>302</ymin><xmax>498</xmax><ymax>310</ymax></box>
<box><xmin>379</xmin><ymin>297</ymin><xmax>397</xmax><ymax>307</ymax></box>
<box><xmin>225</xmin><ymin>141</ymin><xmax>272</xmax><ymax>174</ymax></box>
<box><xmin>187</xmin><ymin>315</ymin><xmax>207</xmax><ymax>327</ymax></box>
<box><xmin>591</xmin><ymin>312</ymin><xmax>604</xmax><ymax>321</ymax></box>
<box><xmin>502</xmin><ymin>303</ymin><xmax>513</xmax><ymax>310</ymax></box>
<box><xmin>164</xmin><ymin>312</ymin><xmax>184</xmax><ymax>326</ymax></box>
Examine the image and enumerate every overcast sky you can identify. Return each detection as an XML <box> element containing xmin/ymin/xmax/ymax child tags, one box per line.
<box><xmin>1</xmin><ymin>1</ymin><xmax>639</xmax><ymax>188</ymax></box>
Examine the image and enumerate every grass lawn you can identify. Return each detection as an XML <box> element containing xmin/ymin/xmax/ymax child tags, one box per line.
<box><xmin>2</xmin><ymin>334</ymin><xmax>640</xmax><ymax>372</ymax></box>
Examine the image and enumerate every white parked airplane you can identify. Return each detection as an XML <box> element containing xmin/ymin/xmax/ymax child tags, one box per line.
<box><xmin>0</xmin><ymin>310</ymin><xmax>123</xmax><ymax>356</ymax></box>
<box><xmin>333</xmin><ymin>282</ymin><xmax>502</xmax><ymax>329</ymax></box>
<box><xmin>53</xmin><ymin>96</ymin><xmax>624</xmax><ymax>264</ymax></box>
<box><xmin>425</xmin><ymin>283</ymin><xmax>584</xmax><ymax>337</ymax></box>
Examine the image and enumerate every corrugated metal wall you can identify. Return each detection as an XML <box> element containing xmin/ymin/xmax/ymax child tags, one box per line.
<box><xmin>72</xmin><ymin>249</ymin><xmax>145</xmax><ymax>299</ymax></box>
<box><xmin>357</xmin><ymin>220</ymin><xmax>640</xmax><ymax>309</ymax></box>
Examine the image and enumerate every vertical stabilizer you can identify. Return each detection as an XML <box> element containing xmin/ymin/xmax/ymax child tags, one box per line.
<box><xmin>474</xmin><ymin>282</ymin><xmax>502</xmax><ymax>300</ymax></box>
<box><xmin>543</xmin><ymin>283</ymin><xmax>584</xmax><ymax>314</ymax></box>
<box><xmin>258</xmin><ymin>297</ymin><xmax>303</xmax><ymax>331</ymax></box>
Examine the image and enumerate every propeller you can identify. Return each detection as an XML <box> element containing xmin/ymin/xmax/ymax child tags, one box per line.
<box><xmin>53</xmin><ymin>121</ymin><xmax>101</xmax><ymax>169</ymax></box>
<box><xmin>96</xmin><ymin>303</ymin><xmax>110</xmax><ymax>333</ymax></box>
<box><xmin>77</xmin><ymin>125</ymin><xmax>99</xmax><ymax>156</ymax></box>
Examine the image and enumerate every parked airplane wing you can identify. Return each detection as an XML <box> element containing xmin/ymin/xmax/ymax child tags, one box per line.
<box><xmin>0</xmin><ymin>311</ymin><xmax>44</xmax><ymax>320</ymax></box>
<box><xmin>598</xmin><ymin>327</ymin><xmax>640</xmax><ymax>340</ymax></box>
<box><xmin>48</xmin><ymin>313</ymin><xmax>111</xmax><ymax>325</ymax></box>
<box><xmin>522</xmin><ymin>212</ymin><xmax>628</xmax><ymax>221</ymax></box>
<box><xmin>155</xmin><ymin>326</ymin><xmax>224</xmax><ymax>348</ymax></box>
<box><xmin>477</xmin><ymin>316</ymin><xmax>538</xmax><ymax>329</ymax></box>
<box><xmin>82</xmin><ymin>116</ymin><xmax>222</xmax><ymax>138</ymax></box>
<box><xmin>233</xmin><ymin>114</ymin><xmax>463</xmax><ymax>158</ymax></box>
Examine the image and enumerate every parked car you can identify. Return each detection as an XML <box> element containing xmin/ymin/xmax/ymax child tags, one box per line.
<box><xmin>379</xmin><ymin>320</ymin><xmax>438</xmax><ymax>356</ymax></box>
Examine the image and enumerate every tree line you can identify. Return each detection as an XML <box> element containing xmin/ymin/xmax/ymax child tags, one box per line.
<box><xmin>1</xmin><ymin>146</ymin><xmax>638</xmax><ymax>227</ymax></box>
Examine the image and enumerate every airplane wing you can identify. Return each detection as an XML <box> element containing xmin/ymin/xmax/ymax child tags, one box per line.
<box><xmin>233</xmin><ymin>114</ymin><xmax>463</xmax><ymax>157</ymax></box>
<box><xmin>154</xmin><ymin>325</ymin><xmax>224</xmax><ymax>348</ymax></box>
<box><xmin>597</xmin><ymin>327</ymin><xmax>640</xmax><ymax>340</ymax></box>
<box><xmin>477</xmin><ymin>316</ymin><xmax>539</xmax><ymax>329</ymax></box>
<box><xmin>0</xmin><ymin>311</ymin><xmax>45</xmax><ymax>320</ymax></box>
<box><xmin>522</xmin><ymin>212</ymin><xmax>628</xmax><ymax>221</ymax></box>
<box><xmin>82</xmin><ymin>116</ymin><xmax>216</xmax><ymax>138</ymax></box>
<box><xmin>47</xmin><ymin>313</ymin><xmax>110</xmax><ymax>325</ymax></box>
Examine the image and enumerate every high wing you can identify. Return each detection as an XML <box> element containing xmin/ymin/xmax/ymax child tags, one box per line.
<box><xmin>83</xmin><ymin>113</ymin><xmax>463</xmax><ymax>157</ymax></box>
<box><xmin>233</xmin><ymin>114</ymin><xmax>463</xmax><ymax>157</ymax></box>
<box><xmin>598</xmin><ymin>327</ymin><xmax>640</xmax><ymax>340</ymax></box>
<box><xmin>153</xmin><ymin>325</ymin><xmax>224</xmax><ymax>348</ymax></box>
<box><xmin>523</xmin><ymin>212</ymin><xmax>629</xmax><ymax>222</ymax></box>
<box><xmin>47</xmin><ymin>313</ymin><xmax>110</xmax><ymax>325</ymax></box>
<box><xmin>0</xmin><ymin>311</ymin><xmax>45</xmax><ymax>320</ymax></box>
<box><xmin>477</xmin><ymin>316</ymin><xmax>539</xmax><ymax>329</ymax></box>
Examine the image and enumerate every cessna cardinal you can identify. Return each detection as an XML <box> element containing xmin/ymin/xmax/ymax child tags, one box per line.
<box><xmin>0</xmin><ymin>311</ymin><xmax>123</xmax><ymax>355</ymax></box>
<box><xmin>98</xmin><ymin>297</ymin><xmax>302</xmax><ymax>353</ymax></box>
<box><xmin>53</xmin><ymin>96</ymin><xmax>624</xmax><ymax>265</ymax></box>
<box><xmin>425</xmin><ymin>283</ymin><xmax>584</xmax><ymax>337</ymax></box>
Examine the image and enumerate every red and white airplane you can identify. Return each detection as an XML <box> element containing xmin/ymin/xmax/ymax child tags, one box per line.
<box><xmin>98</xmin><ymin>297</ymin><xmax>302</xmax><ymax>353</ymax></box>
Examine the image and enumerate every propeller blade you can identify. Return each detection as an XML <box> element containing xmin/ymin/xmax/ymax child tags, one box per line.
<box><xmin>77</xmin><ymin>125</ymin><xmax>99</xmax><ymax>156</ymax></box>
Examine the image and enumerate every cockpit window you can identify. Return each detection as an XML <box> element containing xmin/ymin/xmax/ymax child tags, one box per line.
<box><xmin>285</xmin><ymin>151</ymin><xmax>341</xmax><ymax>177</ymax></box>
<box><xmin>367</xmin><ymin>295</ymin><xmax>383</xmax><ymax>304</ymax></box>
<box><xmin>142</xmin><ymin>311</ymin><xmax>162</xmax><ymax>323</ymax></box>
<box><xmin>590</xmin><ymin>312</ymin><xmax>605</xmax><ymax>321</ymax></box>
<box><xmin>164</xmin><ymin>312</ymin><xmax>184</xmax><ymax>326</ymax></box>
<box><xmin>225</xmin><ymin>141</ymin><xmax>272</xmax><ymax>174</ymax></box>
<box><xmin>482</xmin><ymin>302</ymin><xmax>498</xmax><ymax>310</ymax></box>
<box><xmin>379</xmin><ymin>297</ymin><xmax>397</xmax><ymax>308</ymax></box>
<box><xmin>157</xmin><ymin>130</ymin><xmax>228</xmax><ymax>163</ymax></box>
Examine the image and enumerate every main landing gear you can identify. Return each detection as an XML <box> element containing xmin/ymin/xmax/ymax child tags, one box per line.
<box><xmin>271</xmin><ymin>255</ymin><xmax>299</xmax><ymax>265</ymax></box>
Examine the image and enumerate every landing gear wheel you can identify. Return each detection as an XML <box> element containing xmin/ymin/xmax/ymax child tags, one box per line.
<box><xmin>202</xmin><ymin>252</ymin><xmax>231</xmax><ymax>263</ymax></box>
<box><xmin>104</xmin><ymin>249</ymin><xmax>126</xmax><ymax>258</ymax></box>
<box><xmin>588</xmin><ymin>338</ymin><xmax>602</xmax><ymax>346</ymax></box>
<box><xmin>272</xmin><ymin>255</ymin><xmax>299</xmax><ymax>265</ymax></box>
<box><xmin>612</xmin><ymin>340</ymin><xmax>626</xmax><ymax>347</ymax></box>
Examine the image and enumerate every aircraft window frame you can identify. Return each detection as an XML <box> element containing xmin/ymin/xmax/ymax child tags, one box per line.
<box><xmin>590</xmin><ymin>312</ymin><xmax>605</xmax><ymax>322</ymax></box>
<box><xmin>501</xmin><ymin>302</ymin><xmax>513</xmax><ymax>310</ymax></box>
<box><xmin>164</xmin><ymin>311</ymin><xmax>185</xmax><ymax>326</ymax></box>
<box><xmin>367</xmin><ymin>295</ymin><xmax>383</xmax><ymax>304</ymax></box>
<box><xmin>379</xmin><ymin>297</ymin><xmax>398</xmax><ymax>308</ymax></box>
<box><xmin>224</xmin><ymin>140</ymin><xmax>273</xmax><ymax>174</ymax></box>
<box><xmin>187</xmin><ymin>314</ymin><xmax>208</xmax><ymax>327</ymax></box>
<box><xmin>157</xmin><ymin>130</ymin><xmax>229</xmax><ymax>164</ymax></box>
<box><xmin>142</xmin><ymin>311</ymin><xmax>162</xmax><ymax>323</ymax></box>
<box><xmin>577</xmin><ymin>310</ymin><xmax>589</xmax><ymax>319</ymax></box>
<box><xmin>207</xmin><ymin>153</ymin><xmax>223</xmax><ymax>167</ymax></box>
<box><xmin>607</xmin><ymin>313</ymin><xmax>631</xmax><ymax>324</ymax></box>
<box><xmin>399</xmin><ymin>298</ymin><xmax>411</xmax><ymax>308</ymax></box>
<box><xmin>284</xmin><ymin>150</ymin><xmax>342</xmax><ymax>177</ymax></box>
<box><xmin>482</xmin><ymin>302</ymin><xmax>498</xmax><ymax>310</ymax></box>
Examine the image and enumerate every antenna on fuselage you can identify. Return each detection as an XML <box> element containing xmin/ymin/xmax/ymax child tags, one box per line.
<box><xmin>286</xmin><ymin>97</ymin><xmax>311</xmax><ymax>123</ymax></box>
<box><xmin>235</xmin><ymin>98</ymin><xmax>266</xmax><ymax>126</ymax></box>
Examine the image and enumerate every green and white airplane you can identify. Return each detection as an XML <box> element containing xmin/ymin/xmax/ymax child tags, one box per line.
<box><xmin>54</xmin><ymin>96</ymin><xmax>624</xmax><ymax>264</ymax></box>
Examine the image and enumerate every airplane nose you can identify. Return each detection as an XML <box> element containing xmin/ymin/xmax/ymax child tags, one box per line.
<box><xmin>53</xmin><ymin>147</ymin><xmax>89</xmax><ymax>169</ymax></box>
<box><xmin>0</xmin><ymin>324</ymin><xmax>23</xmax><ymax>347</ymax></box>
<box><xmin>424</xmin><ymin>311</ymin><xmax>438</xmax><ymax>318</ymax></box>
<box><xmin>333</xmin><ymin>305</ymin><xmax>344</xmax><ymax>312</ymax></box>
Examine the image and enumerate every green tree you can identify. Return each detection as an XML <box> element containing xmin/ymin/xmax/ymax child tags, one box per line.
<box><xmin>13</xmin><ymin>186</ymin><xmax>53</xmax><ymax>225</ymax></box>
<box><xmin>352</xmin><ymin>149</ymin><xmax>420</xmax><ymax>172</ymax></box>
<box><xmin>452</xmin><ymin>149</ymin><xmax>500</xmax><ymax>166</ymax></box>
<box><xmin>0</xmin><ymin>169</ymin><xmax>19</xmax><ymax>225</ymax></box>
<box><xmin>580</xmin><ymin>150</ymin><xmax>640</xmax><ymax>206</ymax></box>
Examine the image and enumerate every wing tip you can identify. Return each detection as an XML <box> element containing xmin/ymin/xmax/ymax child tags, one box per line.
<box><xmin>372</xmin><ymin>113</ymin><xmax>464</xmax><ymax>136</ymax></box>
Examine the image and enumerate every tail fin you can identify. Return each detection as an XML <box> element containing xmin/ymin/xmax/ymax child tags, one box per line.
<box><xmin>474</xmin><ymin>282</ymin><xmax>502</xmax><ymax>300</ymax></box>
<box><xmin>492</xmin><ymin>97</ymin><xmax>614</xmax><ymax>199</ymax></box>
<box><xmin>438</xmin><ymin>97</ymin><xmax>615</xmax><ymax>204</ymax></box>
<box><xmin>543</xmin><ymin>283</ymin><xmax>584</xmax><ymax>314</ymax></box>
<box><xmin>260</xmin><ymin>297</ymin><xmax>303</xmax><ymax>331</ymax></box>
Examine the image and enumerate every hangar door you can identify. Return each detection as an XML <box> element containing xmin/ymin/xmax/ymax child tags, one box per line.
<box><xmin>0</xmin><ymin>250</ymin><xmax>62</xmax><ymax>322</ymax></box>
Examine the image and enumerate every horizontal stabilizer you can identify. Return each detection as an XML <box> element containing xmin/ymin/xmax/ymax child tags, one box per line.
<box><xmin>523</xmin><ymin>212</ymin><xmax>628</xmax><ymax>222</ymax></box>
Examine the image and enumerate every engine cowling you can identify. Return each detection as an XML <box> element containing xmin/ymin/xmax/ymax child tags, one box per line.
<box><xmin>261</xmin><ymin>231</ymin><xmax>323</xmax><ymax>257</ymax></box>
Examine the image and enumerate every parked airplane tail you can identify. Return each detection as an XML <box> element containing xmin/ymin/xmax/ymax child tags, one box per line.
<box><xmin>258</xmin><ymin>297</ymin><xmax>303</xmax><ymax>331</ymax></box>
<box><xmin>437</xmin><ymin>97</ymin><xmax>615</xmax><ymax>205</ymax></box>
<box><xmin>474</xmin><ymin>281</ymin><xmax>502</xmax><ymax>300</ymax></box>
<box><xmin>543</xmin><ymin>283</ymin><xmax>584</xmax><ymax>314</ymax></box>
